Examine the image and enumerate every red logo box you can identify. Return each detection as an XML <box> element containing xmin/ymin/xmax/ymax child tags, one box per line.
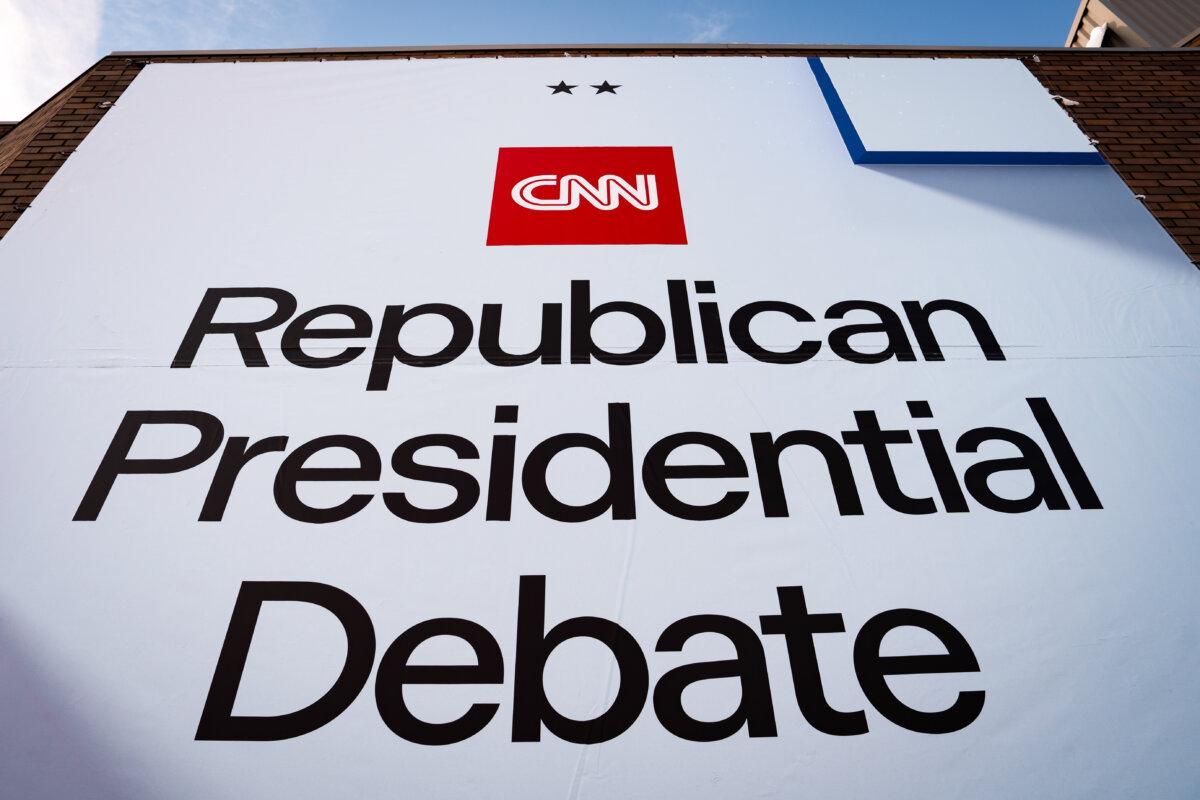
<box><xmin>486</xmin><ymin>146</ymin><xmax>687</xmax><ymax>246</ymax></box>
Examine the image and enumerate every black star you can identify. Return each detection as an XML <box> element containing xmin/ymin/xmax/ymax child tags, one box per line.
<box><xmin>547</xmin><ymin>81</ymin><xmax>577</xmax><ymax>94</ymax></box>
<box><xmin>591</xmin><ymin>81</ymin><xmax>620</xmax><ymax>94</ymax></box>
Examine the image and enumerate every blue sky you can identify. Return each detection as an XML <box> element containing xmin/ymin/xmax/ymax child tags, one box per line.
<box><xmin>3</xmin><ymin>0</ymin><xmax>1081</xmax><ymax>119</ymax></box>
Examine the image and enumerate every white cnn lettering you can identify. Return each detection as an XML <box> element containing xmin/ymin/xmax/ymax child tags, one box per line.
<box><xmin>512</xmin><ymin>174</ymin><xmax>659</xmax><ymax>211</ymax></box>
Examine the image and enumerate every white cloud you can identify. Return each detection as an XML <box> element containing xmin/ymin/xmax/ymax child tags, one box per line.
<box><xmin>0</xmin><ymin>0</ymin><xmax>103</xmax><ymax>120</ymax></box>
<box><xmin>679</xmin><ymin>9</ymin><xmax>734</xmax><ymax>44</ymax></box>
<box><xmin>0</xmin><ymin>1</ymin><xmax>319</xmax><ymax>120</ymax></box>
<box><xmin>99</xmin><ymin>0</ymin><xmax>319</xmax><ymax>53</ymax></box>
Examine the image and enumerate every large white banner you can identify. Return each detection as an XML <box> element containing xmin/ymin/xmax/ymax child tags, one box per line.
<box><xmin>1</xmin><ymin>56</ymin><xmax>1199</xmax><ymax>798</ymax></box>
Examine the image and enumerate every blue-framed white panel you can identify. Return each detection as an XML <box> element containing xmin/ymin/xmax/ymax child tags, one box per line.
<box><xmin>809</xmin><ymin>57</ymin><xmax>1106</xmax><ymax>166</ymax></box>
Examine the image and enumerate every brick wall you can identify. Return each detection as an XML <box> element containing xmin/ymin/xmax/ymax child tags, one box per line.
<box><xmin>2</xmin><ymin>46</ymin><xmax>1199</xmax><ymax>264</ymax></box>
<box><xmin>0</xmin><ymin>67</ymin><xmax>104</xmax><ymax>226</ymax></box>
<box><xmin>1024</xmin><ymin>51</ymin><xmax>1200</xmax><ymax>262</ymax></box>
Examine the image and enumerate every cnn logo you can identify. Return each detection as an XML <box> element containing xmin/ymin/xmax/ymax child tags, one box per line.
<box><xmin>487</xmin><ymin>147</ymin><xmax>686</xmax><ymax>246</ymax></box>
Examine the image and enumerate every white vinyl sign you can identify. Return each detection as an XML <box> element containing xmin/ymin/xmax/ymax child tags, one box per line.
<box><xmin>1</xmin><ymin>56</ymin><xmax>1199</xmax><ymax>798</ymax></box>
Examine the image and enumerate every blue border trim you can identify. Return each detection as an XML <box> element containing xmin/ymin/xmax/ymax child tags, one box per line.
<box><xmin>809</xmin><ymin>56</ymin><xmax>868</xmax><ymax>162</ymax></box>
<box><xmin>806</xmin><ymin>57</ymin><xmax>1106</xmax><ymax>166</ymax></box>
